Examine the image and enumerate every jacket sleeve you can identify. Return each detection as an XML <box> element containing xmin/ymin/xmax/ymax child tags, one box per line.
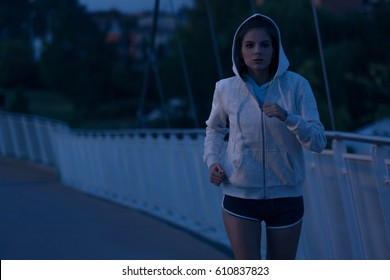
<box><xmin>284</xmin><ymin>79</ymin><xmax>327</xmax><ymax>153</ymax></box>
<box><xmin>203</xmin><ymin>81</ymin><xmax>229</xmax><ymax>168</ymax></box>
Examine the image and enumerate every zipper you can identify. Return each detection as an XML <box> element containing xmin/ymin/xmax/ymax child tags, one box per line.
<box><xmin>243</xmin><ymin>76</ymin><xmax>274</xmax><ymax>199</ymax></box>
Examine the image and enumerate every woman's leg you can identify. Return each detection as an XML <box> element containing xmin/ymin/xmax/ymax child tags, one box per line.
<box><xmin>266</xmin><ymin>220</ymin><xmax>302</xmax><ymax>260</ymax></box>
<box><xmin>222</xmin><ymin>209</ymin><xmax>262</xmax><ymax>259</ymax></box>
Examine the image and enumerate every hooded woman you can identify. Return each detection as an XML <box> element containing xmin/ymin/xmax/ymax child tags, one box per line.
<box><xmin>203</xmin><ymin>14</ymin><xmax>327</xmax><ymax>259</ymax></box>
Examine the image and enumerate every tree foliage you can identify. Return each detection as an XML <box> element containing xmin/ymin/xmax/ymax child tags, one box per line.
<box><xmin>35</xmin><ymin>0</ymin><xmax>115</xmax><ymax>115</ymax></box>
<box><xmin>0</xmin><ymin>0</ymin><xmax>389</xmax><ymax>131</ymax></box>
<box><xmin>161</xmin><ymin>0</ymin><xmax>390</xmax><ymax>131</ymax></box>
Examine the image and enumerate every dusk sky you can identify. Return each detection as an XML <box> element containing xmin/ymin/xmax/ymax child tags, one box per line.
<box><xmin>78</xmin><ymin>0</ymin><xmax>194</xmax><ymax>13</ymax></box>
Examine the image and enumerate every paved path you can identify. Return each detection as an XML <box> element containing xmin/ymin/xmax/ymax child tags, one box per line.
<box><xmin>0</xmin><ymin>157</ymin><xmax>232</xmax><ymax>260</ymax></box>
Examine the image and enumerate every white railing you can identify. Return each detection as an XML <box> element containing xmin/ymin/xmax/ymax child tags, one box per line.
<box><xmin>1</xmin><ymin>111</ymin><xmax>389</xmax><ymax>259</ymax></box>
<box><xmin>0</xmin><ymin>112</ymin><xmax>68</xmax><ymax>165</ymax></box>
<box><xmin>302</xmin><ymin>132</ymin><xmax>390</xmax><ymax>259</ymax></box>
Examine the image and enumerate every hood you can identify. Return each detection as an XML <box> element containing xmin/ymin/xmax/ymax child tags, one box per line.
<box><xmin>232</xmin><ymin>13</ymin><xmax>289</xmax><ymax>80</ymax></box>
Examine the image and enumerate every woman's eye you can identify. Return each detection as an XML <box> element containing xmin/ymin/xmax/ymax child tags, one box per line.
<box><xmin>262</xmin><ymin>43</ymin><xmax>270</xmax><ymax>48</ymax></box>
<box><xmin>245</xmin><ymin>43</ymin><xmax>254</xmax><ymax>48</ymax></box>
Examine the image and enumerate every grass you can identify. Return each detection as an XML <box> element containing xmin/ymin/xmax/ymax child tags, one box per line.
<box><xmin>2</xmin><ymin>88</ymin><xmax>79</xmax><ymax>123</ymax></box>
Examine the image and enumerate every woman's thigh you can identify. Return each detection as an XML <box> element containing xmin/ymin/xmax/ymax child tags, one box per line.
<box><xmin>222</xmin><ymin>209</ymin><xmax>262</xmax><ymax>260</ymax></box>
<box><xmin>266</xmin><ymin>220</ymin><xmax>302</xmax><ymax>260</ymax></box>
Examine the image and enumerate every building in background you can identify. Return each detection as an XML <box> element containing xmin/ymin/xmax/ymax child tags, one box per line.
<box><xmin>91</xmin><ymin>10</ymin><xmax>176</xmax><ymax>63</ymax></box>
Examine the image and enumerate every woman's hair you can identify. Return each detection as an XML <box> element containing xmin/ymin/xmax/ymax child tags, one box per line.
<box><xmin>234</xmin><ymin>16</ymin><xmax>279</xmax><ymax>76</ymax></box>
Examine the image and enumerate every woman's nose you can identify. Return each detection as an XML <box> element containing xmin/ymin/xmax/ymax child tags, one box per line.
<box><xmin>254</xmin><ymin>45</ymin><xmax>261</xmax><ymax>54</ymax></box>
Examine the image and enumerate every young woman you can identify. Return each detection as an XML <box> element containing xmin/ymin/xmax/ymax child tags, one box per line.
<box><xmin>203</xmin><ymin>14</ymin><xmax>327</xmax><ymax>260</ymax></box>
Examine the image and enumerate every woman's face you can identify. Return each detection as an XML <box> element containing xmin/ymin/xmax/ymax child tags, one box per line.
<box><xmin>241</xmin><ymin>28</ymin><xmax>274</xmax><ymax>74</ymax></box>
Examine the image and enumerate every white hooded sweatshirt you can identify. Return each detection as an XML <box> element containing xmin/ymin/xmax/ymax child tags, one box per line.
<box><xmin>203</xmin><ymin>14</ymin><xmax>327</xmax><ymax>200</ymax></box>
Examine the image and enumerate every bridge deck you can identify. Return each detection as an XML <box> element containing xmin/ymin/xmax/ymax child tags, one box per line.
<box><xmin>0</xmin><ymin>157</ymin><xmax>232</xmax><ymax>260</ymax></box>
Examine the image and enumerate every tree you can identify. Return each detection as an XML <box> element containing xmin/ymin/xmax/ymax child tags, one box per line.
<box><xmin>0</xmin><ymin>0</ymin><xmax>37</xmax><ymax>88</ymax></box>
<box><xmin>160</xmin><ymin>0</ymin><xmax>254</xmax><ymax>127</ymax></box>
<box><xmin>312</xmin><ymin>4</ymin><xmax>390</xmax><ymax>131</ymax></box>
<box><xmin>36</xmin><ymin>0</ymin><xmax>115</xmax><ymax>117</ymax></box>
<box><xmin>0</xmin><ymin>39</ymin><xmax>37</xmax><ymax>88</ymax></box>
<box><xmin>0</xmin><ymin>0</ymin><xmax>31</xmax><ymax>39</ymax></box>
<box><xmin>161</xmin><ymin>0</ymin><xmax>390</xmax><ymax>131</ymax></box>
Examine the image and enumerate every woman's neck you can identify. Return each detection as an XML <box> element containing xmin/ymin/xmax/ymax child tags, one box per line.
<box><xmin>247</xmin><ymin>69</ymin><xmax>271</xmax><ymax>86</ymax></box>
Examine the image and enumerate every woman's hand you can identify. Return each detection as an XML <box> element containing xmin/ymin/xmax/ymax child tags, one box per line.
<box><xmin>209</xmin><ymin>163</ymin><xmax>225</xmax><ymax>186</ymax></box>
<box><xmin>263</xmin><ymin>103</ymin><xmax>287</xmax><ymax>122</ymax></box>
